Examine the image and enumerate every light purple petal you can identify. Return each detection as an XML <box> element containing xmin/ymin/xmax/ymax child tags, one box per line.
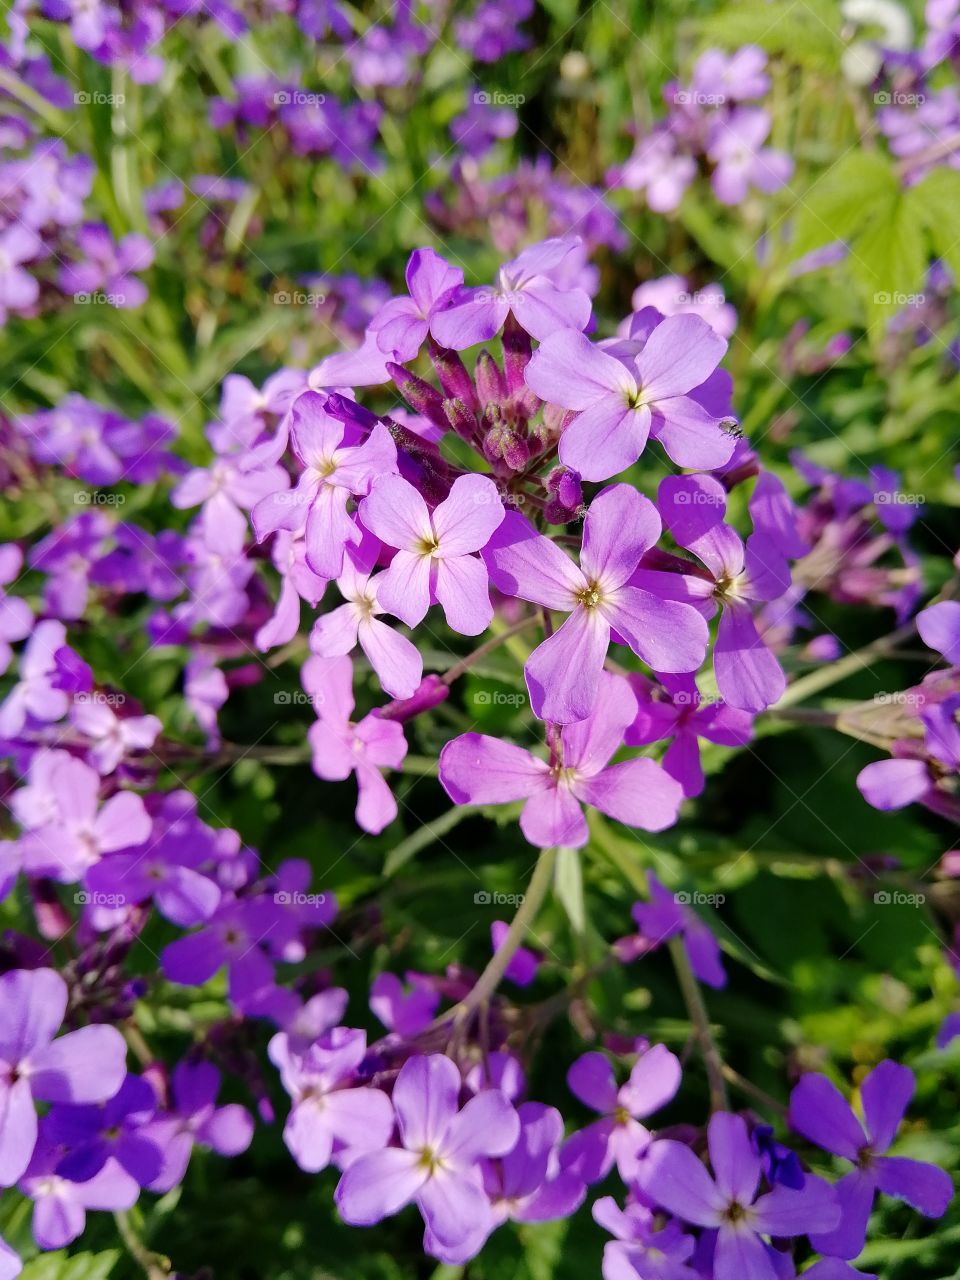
<box><xmin>394</xmin><ymin>1054</ymin><xmax>461</xmax><ymax>1150</ymax></box>
<box><xmin>336</xmin><ymin>1147</ymin><xmax>427</xmax><ymax>1225</ymax></box>
<box><xmin>440</xmin><ymin>734</ymin><xmax>550</xmax><ymax>805</ymax></box>
<box><xmin>27</xmin><ymin>1025</ymin><xmax>127</xmax><ymax>1104</ymax></box>
<box><xmin>482</xmin><ymin>510</ymin><xmax>584</xmax><ymax>609</ymax></box>
<box><xmin>618</xmin><ymin>1044</ymin><xmax>682</xmax><ymax>1119</ymax></box>
<box><xmin>875</xmin><ymin>1155</ymin><xmax>953</xmax><ymax>1218</ymax></box>
<box><xmin>525</xmin><ymin>330</ymin><xmax>634</xmax><ymax>410</ymax></box>
<box><xmin>603</xmin><ymin>587</ymin><xmax>708</xmax><ymax>674</ymax></box>
<box><xmin>714</xmin><ymin>605</ymin><xmax>785</xmax><ymax>712</ymax></box>
<box><xmin>558</xmin><ymin>398</ymin><xmax>650</xmax><ymax>483</ymax></box>
<box><xmin>574</xmin><ymin>759</ymin><xmax>683</xmax><ymax>833</ymax></box>
<box><xmin>417</xmin><ymin>1167</ymin><xmax>492</xmax><ymax>1248</ymax></box>
<box><xmin>434</xmin><ymin>554</ymin><xmax>493</xmax><ymax>636</ymax></box>
<box><xmin>789</xmin><ymin>1073</ymin><xmax>864</xmax><ymax>1160</ymax></box>
<box><xmin>580</xmin><ymin>485</ymin><xmax>661</xmax><ymax>589</ymax></box>
<box><xmin>432</xmin><ymin>474</ymin><xmax>505</xmax><ymax>556</ymax></box>
<box><xmin>526</xmin><ymin>607</ymin><xmax>609</xmax><ymax>724</ymax></box>
<box><xmin>857</xmin><ymin>758</ymin><xmax>931</xmax><ymax>811</ymax></box>
<box><xmin>643</xmin><ymin>1138</ymin><xmax>724</xmax><ymax>1226</ymax></box>
<box><xmin>520</xmin><ymin>784</ymin><xmax>588</xmax><ymax>848</ymax></box>
<box><xmin>635</xmin><ymin>314</ymin><xmax>726</xmax><ymax>401</ymax></box>
<box><xmin>567</xmin><ymin>1052</ymin><xmax>619</xmax><ymax>1113</ymax></box>
<box><xmin>359</xmin><ymin>617</ymin><xmax>422</xmax><ymax>699</ymax></box>
<box><xmin>708</xmin><ymin>1112</ymin><xmax>761</xmax><ymax>1205</ymax></box>
<box><xmin>917</xmin><ymin>601</ymin><xmax>960</xmax><ymax>663</ymax></box>
<box><xmin>375</xmin><ymin>550</ymin><xmax>432</xmax><ymax>628</ymax></box>
<box><xmin>713</xmin><ymin>1226</ymin><xmax>774</xmax><ymax>1280</ymax></box>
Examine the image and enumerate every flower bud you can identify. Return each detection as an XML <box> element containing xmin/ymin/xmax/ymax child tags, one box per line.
<box><xmin>427</xmin><ymin>338</ymin><xmax>480</xmax><ymax>413</ymax></box>
<box><xmin>475</xmin><ymin>349</ymin><xmax>506</xmax><ymax>404</ymax></box>
<box><xmin>388</xmin><ymin>363</ymin><xmax>450</xmax><ymax>431</ymax></box>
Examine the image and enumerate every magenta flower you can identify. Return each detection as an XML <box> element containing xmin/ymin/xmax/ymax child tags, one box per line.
<box><xmin>525</xmin><ymin>314</ymin><xmax>732</xmax><ymax>481</ymax></box>
<box><xmin>789</xmin><ymin>1061</ymin><xmax>953</xmax><ymax>1259</ymax></box>
<box><xmin>268</xmin><ymin>1026</ymin><xmax>394</xmax><ymax>1173</ymax></box>
<box><xmin>639</xmin><ymin>474</ymin><xmax>790</xmax><ymax>712</ymax></box>
<box><xmin>255</xmin><ymin>530</ymin><xmax>328</xmax><ymax>652</ymax></box>
<box><xmin>309</xmin><ymin>535</ymin><xmax>422</xmax><ymax>699</ymax></box>
<box><xmin>359</xmin><ymin>473</ymin><xmax>504</xmax><ymax>636</ymax></box>
<box><xmin>335</xmin><ymin>1054</ymin><xmax>520</xmax><ymax>1251</ymax></box>
<box><xmin>370</xmin><ymin>247</ymin><xmax>463</xmax><ymax>361</ymax></box>
<box><xmin>430</xmin><ymin>237</ymin><xmax>591</xmax><ymax>349</ymax></box>
<box><xmin>561</xmin><ymin>1044</ymin><xmax>682</xmax><ymax>1183</ymax></box>
<box><xmin>0</xmin><ymin>224</ymin><xmax>41</xmax><ymax>319</ymax></box>
<box><xmin>440</xmin><ymin>672</ymin><xmax>684</xmax><ymax>847</ymax></box>
<box><xmin>172</xmin><ymin>453</ymin><xmax>287</xmax><ymax>554</ymax></box>
<box><xmin>483</xmin><ymin>485</ymin><xmax>708</xmax><ymax>723</ymax></box>
<box><xmin>643</xmin><ymin>1113</ymin><xmax>840</xmax><ymax>1280</ymax></box>
<box><xmin>856</xmin><ymin>696</ymin><xmax>960</xmax><ymax>815</ymax></box>
<box><xmin>0</xmin><ymin>544</ymin><xmax>32</xmax><ymax>675</ymax></box>
<box><xmin>304</xmin><ymin>656</ymin><xmax>407</xmax><ymax>834</ymax></box>
<box><xmin>252</xmin><ymin>391</ymin><xmax>397</xmax><ymax>579</ymax></box>
<box><xmin>0</xmin><ymin>969</ymin><xmax>128</xmax><ymax>1187</ymax></box>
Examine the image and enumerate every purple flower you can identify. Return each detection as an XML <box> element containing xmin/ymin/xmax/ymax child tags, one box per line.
<box><xmin>593</xmin><ymin>1195</ymin><xmax>699</xmax><ymax>1280</ymax></box>
<box><xmin>86</xmin><ymin>818</ymin><xmax>221</xmax><ymax>928</ymax></box>
<box><xmin>0</xmin><ymin>544</ymin><xmax>31</xmax><ymax>674</ymax></box>
<box><xmin>483</xmin><ymin>485</ymin><xmax>708</xmax><ymax>722</ymax></box>
<box><xmin>46</xmin><ymin>1073</ymin><xmax>162</xmax><ymax>1186</ymax></box>
<box><xmin>19</xmin><ymin>1137</ymin><xmax>138</xmax><ymax>1250</ymax></box>
<box><xmin>335</xmin><ymin>1053</ymin><xmax>520</xmax><ymax>1251</ymax></box>
<box><xmin>256</xmin><ymin>530</ymin><xmax>328</xmax><ymax>652</ymax></box>
<box><xmin>491</xmin><ymin>920</ymin><xmax>540</xmax><ymax>986</ymax></box>
<box><xmin>643</xmin><ymin>1112</ymin><xmax>840</xmax><ymax>1280</ymax></box>
<box><xmin>918</xmin><ymin>600</ymin><xmax>960</xmax><ymax>663</ymax></box>
<box><xmin>0</xmin><ymin>969</ymin><xmax>128</xmax><ymax>1187</ymax></box>
<box><xmin>172</xmin><ymin>453</ymin><xmax>287</xmax><ymax>554</ymax></box>
<box><xmin>561</xmin><ymin>1044</ymin><xmax>681</xmax><ymax>1183</ymax></box>
<box><xmin>269</xmin><ymin>1026</ymin><xmax>394</xmax><ymax>1172</ymax></box>
<box><xmin>430</xmin><ymin>237</ymin><xmax>591</xmax><ymax>349</ymax></box>
<box><xmin>691</xmin><ymin>46</ymin><xmax>771</xmax><ymax>103</ymax></box>
<box><xmin>625</xmin><ymin>673</ymin><xmax>753</xmax><ymax>798</ymax></box>
<box><xmin>789</xmin><ymin>1060</ymin><xmax>953</xmax><ymax>1259</ymax></box>
<box><xmin>440</xmin><ymin>671</ymin><xmax>684</xmax><ymax>847</ymax></box>
<box><xmin>0</xmin><ymin>620</ymin><xmax>72</xmax><ymax>735</ymax></box>
<box><xmin>370</xmin><ymin>248</ymin><xmax>463</xmax><ymax>361</ymax></box>
<box><xmin>707</xmin><ymin>109</ymin><xmax>793</xmax><ymax>205</ymax></box>
<box><xmin>370</xmin><ymin>972</ymin><xmax>439</xmax><ymax>1037</ymax></box>
<box><xmin>59</xmin><ymin>223</ymin><xmax>154</xmax><ymax>308</ymax></box>
<box><xmin>641</xmin><ymin>474</ymin><xmax>790</xmax><ymax>712</ymax></box>
<box><xmin>143</xmin><ymin>1060</ymin><xmax>254</xmax><ymax>1193</ymax></box>
<box><xmin>630</xmin><ymin>871</ymin><xmax>727</xmax><ymax>989</ymax></box>
<box><xmin>525</xmin><ymin>315</ymin><xmax>732</xmax><ymax>481</ymax></box>
<box><xmin>305</xmin><ymin>656</ymin><xmax>407</xmax><ymax>834</ymax></box>
<box><xmin>609</xmin><ymin>131</ymin><xmax>697</xmax><ymax>212</ymax></box>
<box><xmin>856</xmin><ymin>696</ymin><xmax>960</xmax><ymax>816</ymax></box>
<box><xmin>630</xmin><ymin>274</ymin><xmax>737</xmax><ymax>338</ymax></box>
<box><xmin>0</xmin><ymin>223</ymin><xmax>41</xmax><ymax>320</ymax></box>
<box><xmin>70</xmin><ymin>696</ymin><xmax>162</xmax><ymax>774</ymax></box>
<box><xmin>15</xmin><ymin>751</ymin><xmax>151</xmax><ymax>882</ymax></box>
<box><xmin>359</xmin><ymin>473</ymin><xmax>504</xmax><ymax>636</ymax></box>
<box><xmin>252</xmin><ymin>390</ymin><xmax>397</xmax><ymax>579</ymax></box>
<box><xmin>309</xmin><ymin>534</ymin><xmax>422</xmax><ymax>698</ymax></box>
<box><xmin>428</xmin><ymin>1101</ymin><xmax>585</xmax><ymax>1263</ymax></box>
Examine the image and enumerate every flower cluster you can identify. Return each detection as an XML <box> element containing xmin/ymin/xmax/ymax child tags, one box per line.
<box><xmin>607</xmin><ymin>45</ymin><xmax>793</xmax><ymax>211</ymax></box>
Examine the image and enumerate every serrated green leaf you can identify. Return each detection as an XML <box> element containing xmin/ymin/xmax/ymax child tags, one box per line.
<box><xmin>907</xmin><ymin>167</ymin><xmax>960</xmax><ymax>281</ymax></box>
<box><xmin>790</xmin><ymin>151</ymin><xmax>900</xmax><ymax>260</ymax></box>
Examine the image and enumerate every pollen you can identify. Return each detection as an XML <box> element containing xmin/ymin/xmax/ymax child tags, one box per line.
<box><xmin>575</xmin><ymin>581</ymin><xmax>605</xmax><ymax>609</ymax></box>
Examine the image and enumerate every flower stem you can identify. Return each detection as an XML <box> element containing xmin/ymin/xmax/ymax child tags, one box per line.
<box><xmin>441</xmin><ymin>614</ymin><xmax>538</xmax><ymax>685</ymax></box>
<box><xmin>456</xmin><ymin>846</ymin><xmax>559</xmax><ymax>1016</ymax></box>
<box><xmin>668</xmin><ymin>936</ymin><xmax>729</xmax><ymax>1113</ymax></box>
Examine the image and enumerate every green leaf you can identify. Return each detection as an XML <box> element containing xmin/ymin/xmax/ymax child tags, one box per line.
<box><xmin>907</xmin><ymin>167</ymin><xmax>960</xmax><ymax>281</ymax></box>
<box><xmin>790</xmin><ymin>151</ymin><xmax>901</xmax><ymax>260</ymax></box>
<box><xmin>697</xmin><ymin>0</ymin><xmax>843</xmax><ymax>71</ymax></box>
<box><xmin>849</xmin><ymin>192</ymin><xmax>929</xmax><ymax>340</ymax></box>
<box><xmin>19</xmin><ymin>1252</ymin><xmax>120</xmax><ymax>1280</ymax></box>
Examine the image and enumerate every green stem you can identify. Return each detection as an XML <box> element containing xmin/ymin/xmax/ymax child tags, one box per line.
<box><xmin>668</xmin><ymin>937</ymin><xmax>729</xmax><ymax>1113</ymax></box>
<box><xmin>441</xmin><ymin>614</ymin><xmax>538</xmax><ymax>685</ymax></box>
<box><xmin>456</xmin><ymin>847</ymin><xmax>559</xmax><ymax>1015</ymax></box>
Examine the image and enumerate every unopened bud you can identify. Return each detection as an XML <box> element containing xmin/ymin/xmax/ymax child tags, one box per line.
<box><xmin>427</xmin><ymin>338</ymin><xmax>480</xmax><ymax>413</ymax></box>
<box><xmin>484</xmin><ymin>421</ymin><xmax>530</xmax><ymax>471</ymax></box>
<box><xmin>475</xmin><ymin>349</ymin><xmax>506</xmax><ymax>404</ymax></box>
<box><xmin>443</xmin><ymin>397</ymin><xmax>479</xmax><ymax>445</ymax></box>
<box><xmin>388</xmin><ymin>363</ymin><xmax>449</xmax><ymax>432</ymax></box>
<box><xmin>502</xmin><ymin>312</ymin><xmax>533</xmax><ymax>393</ymax></box>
